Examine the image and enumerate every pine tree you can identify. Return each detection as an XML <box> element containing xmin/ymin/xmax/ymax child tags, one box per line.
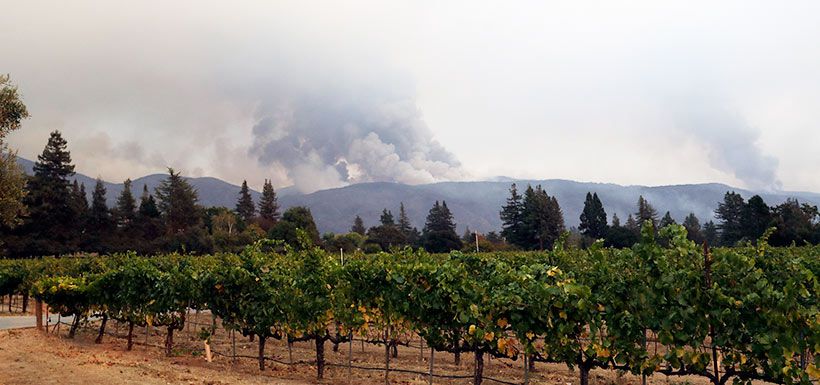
<box><xmin>235</xmin><ymin>180</ymin><xmax>255</xmax><ymax>224</ymax></box>
<box><xmin>257</xmin><ymin>179</ymin><xmax>280</xmax><ymax>225</ymax></box>
<box><xmin>422</xmin><ymin>201</ymin><xmax>462</xmax><ymax>252</ymax></box>
<box><xmin>69</xmin><ymin>181</ymin><xmax>89</xmax><ymax>222</ymax></box>
<box><xmin>138</xmin><ymin>184</ymin><xmax>160</xmax><ymax>218</ymax></box>
<box><xmin>715</xmin><ymin>191</ymin><xmax>746</xmax><ymax>246</ymax></box>
<box><xmin>660</xmin><ymin>211</ymin><xmax>676</xmax><ymax>227</ymax></box>
<box><xmin>682</xmin><ymin>213</ymin><xmax>703</xmax><ymax>243</ymax></box>
<box><xmin>155</xmin><ymin>168</ymin><xmax>200</xmax><ymax>234</ymax></box>
<box><xmin>18</xmin><ymin>130</ymin><xmax>76</xmax><ymax>255</ymax></box>
<box><xmin>351</xmin><ymin>215</ymin><xmax>366</xmax><ymax>235</ymax></box>
<box><xmin>703</xmin><ymin>221</ymin><xmax>719</xmax><ymax>246</ymax></box>
<box><xmin>611</xmin><ymin>212</ymin><xmax>621</xmax><ymax>228</ymax></box>
<box><xmin>635</xmin><ymin>195</ymin><xmax>658</xmax><ymax>227</ymax></box>
<box><xmin>743</xmin><ymin>195</ymin><xmax>771</xmax><ymax>241</ymax></box>
<box><xmin>500</xmin><ymin>183</ymin><xmax>526</xmax><ymax>248</ymax></box>
<box><xmin>88</xmin><ymin>179</ymin><xmax>111</xmax><ymax>232</ymax></box>
<box><xmin>379</xmin><ymin>209</ymin><xmax>395</xmax><ymax>226</ymax></box>
<box><xmin>625</xmin><ymin>214</ymin><xmax>638</xmax><ymax>231</ymax></box>
<box><xmin>397</xmin><ymin>202</ymin><xmax>413</xmax><ymax>236</ymax></box>
<box><xmin>114</xmin><ymin>179</ymin><xmax>137</xmax><ymax>227</ymax></box>
<box><xmin>579</xmin><ymin>192</ymin><xmax>608</xmax><ymax>239</ymax></box>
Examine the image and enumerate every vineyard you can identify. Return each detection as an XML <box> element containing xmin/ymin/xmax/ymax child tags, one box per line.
<box><xmin>1</xmin><ymin>224</ymin><xmax>818</xmax><ymax>385</ymax></box>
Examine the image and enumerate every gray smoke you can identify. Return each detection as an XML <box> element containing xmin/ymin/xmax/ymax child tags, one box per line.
<box><xmin>674</xmin><ymin>101</ymin><xmax>781</xmax><ymax>191</ymax></box>
<box><xmin>248</xmin><ymin>86</ymin><xmax>466</xmax><ymax>193</ymax></box>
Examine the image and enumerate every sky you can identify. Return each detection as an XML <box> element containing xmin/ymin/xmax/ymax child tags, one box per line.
<box><xmin>3</xmin><ymin>1</ymin><xmax>820</xmax><ymax>193</ymax></box>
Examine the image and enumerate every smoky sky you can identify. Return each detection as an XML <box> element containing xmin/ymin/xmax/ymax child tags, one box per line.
<box><xmin>3</xmin><ymin>1</ymin><xmax>820</xmax><ymax>192</ymax></box>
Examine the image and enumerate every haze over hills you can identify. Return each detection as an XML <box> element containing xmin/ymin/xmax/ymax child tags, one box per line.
<box><xmin>17</xmin><ymin>157</ymin><xmax>820</xmax><ymax>234</ymax></box>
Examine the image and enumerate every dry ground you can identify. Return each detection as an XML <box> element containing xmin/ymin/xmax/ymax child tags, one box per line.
<box><xmin>0</xmin><ymin>315</ymin><xmax>724</xmax><ymax>385</ymax></box>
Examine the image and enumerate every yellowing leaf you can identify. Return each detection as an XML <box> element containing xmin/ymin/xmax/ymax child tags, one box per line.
<box><xmin>497</xmin><ymin>318</ymin><xmax>508</xmax><ymax>328</ymax></box>
<box><xmin>484</xmin><ymin>332</ymin><xmax>495</xmax><ymax>342</ymax></box>
<box><xmin>468</xmin><ymin>325</ymin><xmax>476</xmax><ymax>335</ymax></box>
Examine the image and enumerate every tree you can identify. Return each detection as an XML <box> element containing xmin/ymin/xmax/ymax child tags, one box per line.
<box><xmin>0</xmin><ymin>74</ymin><xmax>30</xmax><ymax>239</ymax></box>
<box><xmin>0</xmin><ymin>75</ymin><xmax>30</xmax><ymax>137</ymax></box>
<box><xmin>625</xmin><ymin>214</ymin><xmax>639</xmax><ymax>231</ymax></box>
<box><xmin>682</xmin><ymin>213</ymin><xmax>703</xmax><ymax>244</ymax></box>
<box><xmin>635</xmin><ymin>195</ymin><xmax>658</xmax><ymax>227</ymax></box>
<box><xmin>134</xmin><ymin>184</ymin><xmax>162</xmax><ymax>252</ymax></box>
<box><xmin>422</xmin><ymin>201</ymin><xmax>462</xmax><ymax>253</ymax></box>
<box><xmin>268</xmin><ymin>206</ymin><xmax>320</xmax><ymax>247</ymax></box>
<box><xmin>379</xmin><ymin>209</ymin><xmax>395</xmax><ymax>226</ymax></box>
<box><xmin>660</xmin><ymin>211</ymin><xmax>676</xmax><ymax>227</ymax></box>
<box><xmin>235</xmin><ymin>180</ymin><xmax>255</xmax><ymax>224</ymax></box>
<box><xmin>114</xmin><ymin>179</ymin><xmax>137</xmax><ymax>228</ymax></box>
<box><xmin>16</xmin><ymin>130</ymin><xmax>76</xmax><ymax>255</ymax></box>
<box><xmin>69</xmin><ymin>181</ymin><xmax>88</xmax><ymax>227</ymax></box>
<box><xmin>715</xmin><ymin>192</ymin><xmax>746</xmax><ymax>246</ymax></box>
<box><xmin>365</xmin><ymin>207</ymin><xmax>405</xmax><ymax>251</ymax></box>
<box><xmin>521</xmin><ymin>185</ymin><xmax>564</xmax><ymax>250</ymax></box>
<box><xmin>611</xmin><ymin>213</ymin><xmax>621</xmax><ymax>227</ymax></box>
<box><xmin>86</xmin><ymin>178</ymin><xmax>112</xmax><ymax>251</ymax></box>
<box><xmin>703</xmin><ymin>221</ymin><xmax>719</xmax><ymax>246</ymax></box>
<box><xmin>257</xmin><ymin>179</ymin><xmax>279</xmax><ymax>229</ymax></box>
<box><xmin>743</xmin><ymin>195</ymin><xmax>771</xmax><ymax>241</ymax></box>
<box><xmin>0</xmin><ymin>148</ymin><xmax>27</xmax><ymax>228</ymax></box>
<box><xmin>351</xmin><ymin>215</ymin><xmax>366</xmax><ymax>235</ymax></box>
<box><xmin>579</xmin><ymin>192</ymin><xmax>607</xmax><ymax>240</ymax></box>
<box><xmin>500</xmin><ymin>183</ymin><xmax>526</xmax><ymax>247</ymax></box>
<box><xmin>155</xmin><ymin>168</ymin><xmax>200</xmax><ymax>234</ymax></box>
<box><xmin>397</xmin><ymin>202</ymin><xmax>413</xmax><ymax>235</ymax></box>
<box><xmin>769</xmin><ymin>199</ymin><xmax>817</xmax><ymax>246</ymax></box>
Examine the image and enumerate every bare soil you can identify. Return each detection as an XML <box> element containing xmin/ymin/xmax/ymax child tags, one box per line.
<box><xmin>0</xmin><ymin>317</ymin><xmax>716</xmax><ymax>385</ymax></box>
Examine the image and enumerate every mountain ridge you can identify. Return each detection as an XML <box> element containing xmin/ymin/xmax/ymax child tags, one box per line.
<box><xmin>16</xmin><ymin>157</ymin><xmax>820</xmax><ymax>234</ymax></box>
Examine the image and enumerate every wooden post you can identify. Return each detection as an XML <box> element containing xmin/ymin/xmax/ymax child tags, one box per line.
<box><xmin>232</xmin><ymin>329</ymin><xmax>237</xmax><ymax>364</ymax></box>
<box><xmin>204</xmin><ymin>339</ymin><xmax>213</xmax><ymax>362</ymax></box>
<box><xmin>428</xmin><ymin>348</ymin><xmax>434</xmax><ymax>385</ymax></box>
<box><xmin>35</xmin><ymin>299</ymin><xmax>43</xmax><ymax>331</ymax></box>
<box><xmin>524</xmin><ymin>353</ymin><xmax>530</xmax><ymax>385</ymax></box>
<box><xmin>348</xmin><ymin>332</ymin><xmax>353</xmax><ymax>384</ymax></box>
<box><xmin>384</xmin><ymin>327</ymin><xmax>390</xmax><ymax>385</ymax></box>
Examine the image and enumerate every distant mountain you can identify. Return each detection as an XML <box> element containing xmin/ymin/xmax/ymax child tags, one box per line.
<box><xmin>16</xmin><ymin>157</ymin><xmax>820</xmax><ymax>234</ymax></box>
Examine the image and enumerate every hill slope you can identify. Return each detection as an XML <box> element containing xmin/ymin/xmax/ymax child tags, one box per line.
<box><xmin>17</xmin><ymin>157</ymin><xmax>820</xmax><ymax>234</ymax></box>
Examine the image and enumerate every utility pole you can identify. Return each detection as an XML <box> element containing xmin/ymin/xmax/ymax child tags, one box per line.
<box><xmin>475</xmin><ymin>232</ymin><xmax>479</xmax><ymax>253</ymax></box>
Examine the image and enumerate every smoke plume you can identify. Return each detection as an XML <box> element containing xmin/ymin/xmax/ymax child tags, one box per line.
<box><xmin>248</xmin><ymin>87</ymin><xmax>466</xmax><ymax>192</ymax></box>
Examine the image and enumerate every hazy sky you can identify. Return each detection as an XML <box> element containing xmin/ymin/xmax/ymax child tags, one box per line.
<box><xmin>3</xmin><ymin>1</ymin><xmax>820</xmax><ymax>192</ymax></box>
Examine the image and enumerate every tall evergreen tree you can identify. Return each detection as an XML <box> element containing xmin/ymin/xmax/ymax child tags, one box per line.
<box><xmin>397</xmin><ymin>202</ymin><xmax>412</xmax><ymax>235</ymax></box>
<box><xmin>235</xmin><ymin>180</ymin><xmax>255</xmax><ymax>224</ymax></box>
<box><xmin>611</xmin><ymin>212</ymin><xmax>621</xmax><ymax>228</ymax></box>
<box><xmin>635</xmin><ymin>195</ymin><xmax>659</xmax><ymax>227</ymax></box>
<box><xmin>579</xmin><ymin>192</ymin><xmax>608</xmax><ymax>239</ymax></box>
<box><xmin>625</xmin><ymin>214</ymin><xmax>639</xmax><ymax>231</ymax></box>
<box><xmin>18</xmin><ymin>130</ymin><xmax>76</xmax><ymax>255</ymax></box>
<box><xmin>351</xmin><ymin>215</ymin><xmax>366</xmax><ymax>235</ymax></box>
<box><xmin>715</xmin><ymin>191</ymin><xmax>746</xmax><ymax>246</ymax></box>
<box><xmin>138</xmin><ymin>184</ymin><xmax>160</xmax><ymax>218</ymax></box>
<box><xmin>769</xmin><ymin>199</ymin><xmax>817</xmax><ymax>246</ymax></box>
<box><xmin>743</xmin><ymin>195</ymin><xmax>771</xmax><ymax>241</ymax></box>
<box><xmin>682</xmin><ymin>213</ymin><xmax>703</xmax><ymax>243</ymax></box>
<box><xmin>88</xmin><ymin>179</ymin><xmax>111</xmax><ymax>232</ymax></box>
<box><xmin>703</xmin><ymin>220</ymin><xmax>719</xmax><ymax>246</ymax></box>
<box><xmin>257</xmin><ymin>179</ymin><xmax>280</xmax><ymax>226</ymax></box>
<box><xmin>500</xmin><ymin>183</ymin><xmax>526</xmax><ymax>247</ymax></box>
<box><xmin>660</xmin><ymin>211</ymin><xmax>676</xmax><ymax>227</ymax></box>
<box><xmin>422</xmin><ymin>201</ymin><xmax>462</xmax><ymax>253</ymax></box>
<box><xmin>379</xmin><ymin>209</ymin><xmax>395</xmax><ymax>226</ymax></box>
<box><xmin>155</xmin><ymin>168</ymin><xmax>200</xmax><ymax>234</ymax></box>
<box><xmin>69</xmin><ymin>181</ymin><xmax>89</xmax><ymax>222</ymax></box>
<box><xmin>114</xmin><ymin>179</ymin><xmax>137</xmax><ymax>227</ymax></box>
